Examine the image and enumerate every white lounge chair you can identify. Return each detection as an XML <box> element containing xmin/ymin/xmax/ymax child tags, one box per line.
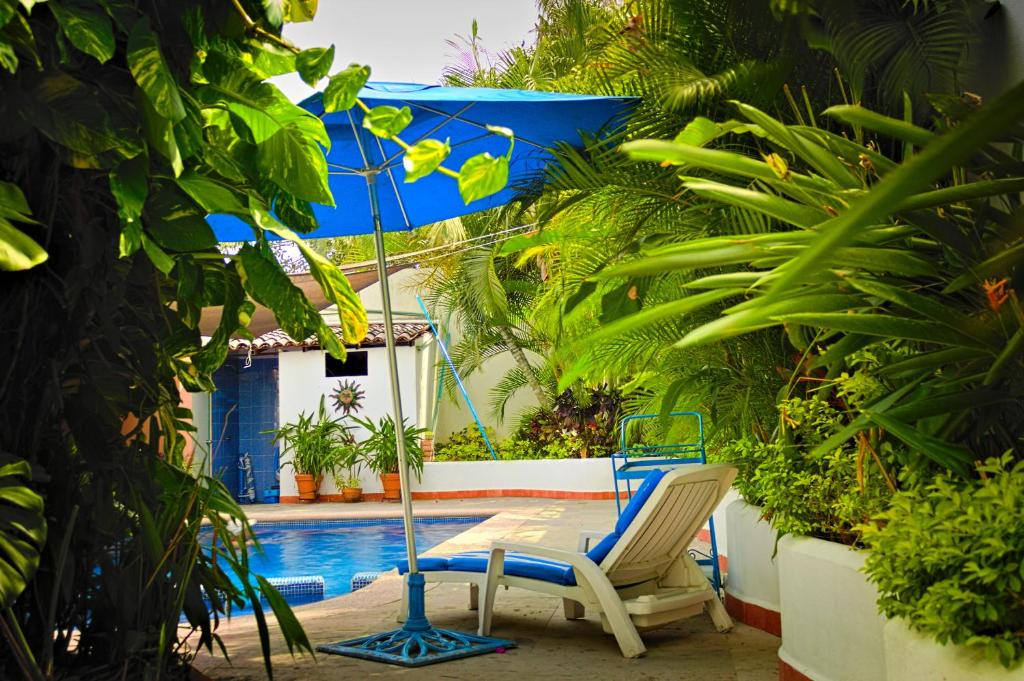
<box><xmin>397</xmin><ymin>463</ymin><xmax>737</xmax><ymax>658</ymax></box>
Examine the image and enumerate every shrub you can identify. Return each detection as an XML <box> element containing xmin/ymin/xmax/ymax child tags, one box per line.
<box><xmin>722</xmin><ymin>396</ymin><xmax>894</xmax><ymax>545</ymax></box>
<box><xmin>434</xmin><ymin>426</ymin><xmax>497</xmax><ymax>461</ymax></box>
<box><xmin>862</xmin><ymin>456</ymin><xmax>1024</xmax><ymax>668</ymax></box>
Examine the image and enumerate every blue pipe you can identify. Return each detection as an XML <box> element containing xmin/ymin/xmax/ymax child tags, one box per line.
<box><xmin>415</xmin><ymin>295</ymin><xmax>498</xmax><ymax>461</ymax></box>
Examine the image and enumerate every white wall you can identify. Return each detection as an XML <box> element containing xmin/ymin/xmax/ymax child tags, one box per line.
<box><xmin>277</xmin><ymin>345</ymin><xmax>419</xmax><ymax>497</ymax></box>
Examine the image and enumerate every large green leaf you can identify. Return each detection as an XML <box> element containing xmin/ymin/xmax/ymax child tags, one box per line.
<box><xmin>257</xmin><ymin>126</ymin><xmax>333</xmax><ymax>205</ymax></box>
<box><xmin>322</xmin><ymin>64</ymin><xmax>370</xmax><ymax>113</ymax></box>
<box><xmin>458</xmin><ymin>152</ymin><xmax>508</xmax><ymax>204</ymax></box>
<box><xmin>249</xmin><ymin>203</ymin><xmax>368</xmax><ymax>345</ymax></box>
<box><xmin>361</xmin><ymin>105</ymin><xmax>412</xmax><ymax>139</ymax></box>
<box><xmin>50</xmin><ymin>0</ymin><xmax>115</xmax><ymax>63</ymax></box>
<box><xmin>0</xmin><ymin>219</ymin><xmax>46</xmax><ymax>271</ymax></box>
<box><xmin>128</xmin><ymin>17</ymin><xmax>185</xmax><ymax>123</ymax></box>
<box><xmin>144</xmin><ymin>187</ymin><xmax>218</xmax><ymax>252</ymax></box>
<box><xmin>295</xmin><ymin>45</ymin><xmax>333</xmax><ymax>87</ymax></box>
<box><xmin>0</xmin><ymin>181</ymin><xmax>45</xmax><ymax>271</ymax></box>
<box><xmin>683</xmin><ymin>179</ymin><xmax>829</xmax><ymax>228</ymax></box>
<box><xmin>403</xmin><ymin>138</ymin><xmax>451</xmax><ymax>183</ymax></box>
<box><xmin>0</xmin><ymin>457</ymin><xmax>46</xmax><ymax>610</ymax></box>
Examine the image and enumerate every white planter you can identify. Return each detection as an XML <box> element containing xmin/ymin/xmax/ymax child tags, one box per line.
<box><xmin>724</xmin><ymin>500</ymin><xmax>780</xmax><ymax>634</ymax></box>
<box><xmin>884</xmin><ymin>618</ymin><xmax>1024</xmax><ymax>681</ymax></box>
<box><xmin>778</xmin><ymin>535</ymin><xmax>887</xmax><ymax>681</ymax></box>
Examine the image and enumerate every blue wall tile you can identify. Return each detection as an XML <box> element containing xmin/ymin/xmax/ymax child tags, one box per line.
<box><xmin>210</xmin><ymin>356</ymin><xmax>280</xmax><ymax>503</ymax></box>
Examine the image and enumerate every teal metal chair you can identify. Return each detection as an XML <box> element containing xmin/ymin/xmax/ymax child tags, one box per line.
<box><xmin>610</xmin><ymin>412</ymin><xmax>723</xmax><ymax>592</ymax></box>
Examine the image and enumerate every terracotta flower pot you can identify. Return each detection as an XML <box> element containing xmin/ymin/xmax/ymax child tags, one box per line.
<box><xmin>420</xmin><ymin>438</ymin><xmax>434</xmax><ymax>461</ymax></box>
<box><xmin>380</xmin><ymin>473</ymin><xmax>401</xmax><ymax>501</ymax></box>
<box><xmin>342</xmin><ymin>486</ymin><xmax>363</xmax><ymax>503</ymax></box>
<box><xmin>294</xmin><ymin>473</ymin><xmax>320</xmax><ymax>502</ymax></box>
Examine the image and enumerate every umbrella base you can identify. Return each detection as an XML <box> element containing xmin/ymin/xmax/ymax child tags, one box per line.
<box><xmin>317</xmin><ymin>573</ymin><xmax>516</xmax><ymax>667</ymax></box>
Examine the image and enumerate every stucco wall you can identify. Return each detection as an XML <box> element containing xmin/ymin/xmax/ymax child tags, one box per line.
<box><xmin>277</xmin><ymin>345</ymin><xmax>419</xmax><ymax>497</ymax></box>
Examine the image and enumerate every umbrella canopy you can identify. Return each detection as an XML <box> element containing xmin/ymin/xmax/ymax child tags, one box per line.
<box><xmin>209</xmin><ymin>82</ymin><xmax>632</xmax><ymax>241</ymax></box>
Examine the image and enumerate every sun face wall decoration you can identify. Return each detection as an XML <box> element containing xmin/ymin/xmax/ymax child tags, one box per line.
<box><xmin>332</xmin><ymin>379</ymin><xmax>366</xmax><ymax>415</ymax></box>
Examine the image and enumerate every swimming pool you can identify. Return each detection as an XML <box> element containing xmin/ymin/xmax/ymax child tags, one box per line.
<box><xmin>212</xmin><ymin>516</ymin><xmax>485</xmax><ymax>613</ymax></box>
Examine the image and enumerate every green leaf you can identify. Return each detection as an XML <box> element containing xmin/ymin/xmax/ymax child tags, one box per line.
<box><xmin>0</xmin><ymin>458</ymin><xmax>46</xmax><ymax>610</ymax></box>
<box><xmin>683</xmin><ymin>179</ymin><xmax>828</xmax><ymax>228</ymax></box>
<box><xmin>138</xmin><ymin>91</ymin><xmax>182</xmax><ymax>175</ymax></box>
<box><xmin>776</xmin><ymin>312</ymin><xmax>989</xmax><ymax>348</ymax></box>
<box><xmin>261</xmin><ymin>0</ymin><xmax>285</xmax><ymax>27</ymax></box>
<box><xmin>458</xmin><ymin>153</ymin><xmax>508</xmax><ymax>204</ymax></box>
<box><xmin>249</xmin><ymin>202</ymin><xmax>368</xmax><ymax>345</ymax></box>
<box><xmin>945</xmin><ymin>242</ymin><xmax>1024</xmax><ymax>293</ymax></box>
<box><xmin>50</xmin><ymin>0</ymin><xmax>115</xmax><ymax>63</ymax></box>
<box><xmin>673</xmin><ymin>116</ymin><xmax>723</xmax><ymax>147</ymax></box>
<box><xmin>110</xmin><ymin>156</ymin><xmax>149</xmax><ymax>227</ymax></box>
<box><xmin>824</xmin><ymin>105</ymin><xmax>935</xmax><ymax>147</ymax></box>
<box><xmin>295</xmin><ymin>45</ymin><xmax>333</xmax><ymax>87</ymax></box>
<box><xmin>128</xmin><ymin>17</ymin><xmax>185</xmax><ymax>123</ymax></box>
<box><xmin>0</xmin><ymin>219</ymin><xmax>46</xmax><ymax>271</ymax></box>
<box><xmin>733</xmin><ymin>101</ymin><xmax>859</xmax><ymax>188</ymax></box>
<box><xmin>174</xmin><ymin>171</ymin><xmax>246</xmax><ymax>215</ymax></box>
<box><xmin>141</xmin><ymin>233</ymin><xmax>174</xmax><ymax>274</ymax></box>
<box><xmin>623</xmin><ymin>139</ymin><xmax>834</xmax><ymax>193</ymax></box>
<box><xmin>402</xmin><ymin>138</ymin><xmax>450</xmax><ymax>183</ymax></box>
<box><xmin>257</xmin><ymin>127</ymin><xmax>333</xmax><ymax>205</ymax></box>
<box><xmin>237</xmin><ymin>242</ymin><xmax>350</xmax><ymax>359</ymax></box>
<box><xmin>285</xmin><ymin>0</ymin><xmax>317</xmax><ymax>22</ymax></box>
<box><xmin>144</xmin><ymin>187</ymin><xmax>217</xmax><ymax>252</ymax></box>
<box><xmin>864</xmin><ymin>411</ymin><xmax>973</xmax><ymax>476</ymax></box>
<box><xmin>322</xmin><ymin>64</ymin><xmax>370</xmax><ymax>112</ymax></box>
<box><xmin>361</xmin><ymin>105</ymin><xmax>412</xmax><ymax>139</ymax></box>
<box><xmin>0</xmin><ymin>41</ymin><xmax>16</xmax><ymax>73</ymax></box>
<box><xmin>0</xmin><ymin>180</ymin><xmax>34</xmax><ymax>223</ymax></box>
<box><xmin>0</xmin><ymin>181</ymin><xmax>45</xmax><ymax>271</ymax></box>
<box><xmin>762</xmin><ymin>79</ymin><xmax>1024</xmax><ymax>303</ymax></box>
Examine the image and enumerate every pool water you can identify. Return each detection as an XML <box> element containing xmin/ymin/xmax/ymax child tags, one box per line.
<box><xmin>211</xmin><ymin>516</ymin><xmax>484</xmax><ymax>614</ymax></box>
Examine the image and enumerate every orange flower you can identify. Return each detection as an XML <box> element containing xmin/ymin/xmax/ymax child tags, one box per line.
<box><xmin>983</xmin><ymin>278</ymin><xmax>1010</xmax><ymax>313</ymax></box>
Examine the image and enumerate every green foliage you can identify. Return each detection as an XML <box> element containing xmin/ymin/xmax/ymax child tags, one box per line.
<box><xmin>0</xmin><ymin>456</ymin><xmax>45</xmax><ymax>610</ymax></box>
<box><xmin>722</xmin><ymin>396</ymin><xmax>895</xmax><ymax>544</ymax></box>
<box><xmin>354</xmin><ymin>415</ymin><xmax>427</xmax><ymax>479</ymax></box>
<box><xmin>267</xmin><ymin>396</ymin><xmax>351</xmax><ymax>478</ymax></box>
<box><xmin>863</xmin><ymin>456</ymin><xmax>1024</xmax><ymax>668</ymax></box>
<box><xmin>606</xmin><ymin>91</ymin><xmax>1024</xmax><ymax>477</ymax></box>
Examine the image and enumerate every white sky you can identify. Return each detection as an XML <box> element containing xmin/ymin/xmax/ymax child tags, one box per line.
<box><xmin>273</xmin><ymin>1</ymin><xmax>540</xmax><ymax>102</ymax></box>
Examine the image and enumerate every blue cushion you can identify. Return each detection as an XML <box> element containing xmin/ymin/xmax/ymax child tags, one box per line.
<box><xmin>448</xmin><ymin>550</ymin><xmax>577</xmax><ymax>586</ymax></box>
<box><xmin>397</xmin><ymin>556</ymin><xmax>450</xmax><ymax>574</ymax></box>
<box><xmin>584</xmin><ymin>468</ymin><xmax>666</xmax><ymax>565</ymax></box>
<box><xmin>396</xmin><ymin>469</ymin><xmax>667</xmax><ymax>581</ymax></box>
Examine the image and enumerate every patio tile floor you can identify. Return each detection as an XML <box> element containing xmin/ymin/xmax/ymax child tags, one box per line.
<box><xmin>194</xmin><ymin>498</ymin><xmax>779</xmax><ymax>680</ymax></box>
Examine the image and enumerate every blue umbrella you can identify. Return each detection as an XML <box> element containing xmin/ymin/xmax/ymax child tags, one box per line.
<box><xmin>211</xmin><ymin>82</ymin><xmax>633</xmax><ymax>666</ymax></box>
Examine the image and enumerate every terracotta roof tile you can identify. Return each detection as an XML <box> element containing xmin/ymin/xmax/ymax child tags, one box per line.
<box><xmin>228</xmin><ymin>322</ymin><xmax>430</xmax><ymax>354</ymax></box>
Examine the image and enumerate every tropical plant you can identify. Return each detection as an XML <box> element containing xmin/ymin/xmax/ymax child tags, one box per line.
<box><xmin>592</xmin><ymin>84</ymin><xmax>1024</xmax><ymax>480</ymax></box>
<box><xmin>0</xmin><ymin>0</ymin><xmax>513</xmax><ymax>677</ymax></box>
<box><xmin>268</xmin><ymin>396</ymin><xmax>352</xmax><ymax>478</ymax></box>
<box><xmin>332</xmin><ymin>434</ymin><xmax>365</xmax><ymax>489</ymax></box>
<box><xmin>353</xmin><ymin>415</ymin><xmax>427</xmax><ymax>479</ymax></box>
<box><xmin>862</xmin><ymin>455</ymin><xmax>1024</xmax><ymax>668</ymax></box>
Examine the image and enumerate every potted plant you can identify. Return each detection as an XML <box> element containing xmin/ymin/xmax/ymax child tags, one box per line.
<box><xmin>334</xmin><ymin>435</ymin><xmax>365</xmax><ymax>503</ymax></box>
<box><xmin>353</xmin><ymin>415</ymin><xmax>426</xmax><ymax>501</ymax></box>
<box><xmin>266</xmin><ymin>396</ymin><xmax>350</xmax><ymax>502</ymax></box>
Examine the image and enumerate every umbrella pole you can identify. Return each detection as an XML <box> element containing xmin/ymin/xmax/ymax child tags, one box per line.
<box><xmin>367</xmin><ymin>173</ymin><xmax>429</xmax><ymax>627</ymax></box>
<box><xmin>316</xmin><ymin>173</ymin><xmax>515</xmax><ymax>666</ymax></box>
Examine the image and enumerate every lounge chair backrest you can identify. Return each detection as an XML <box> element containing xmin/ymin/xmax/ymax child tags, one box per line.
<box><xmin>599</xmin><ymin>463</ymin><xmax>736</xmax><ymax>587</ymax></box>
